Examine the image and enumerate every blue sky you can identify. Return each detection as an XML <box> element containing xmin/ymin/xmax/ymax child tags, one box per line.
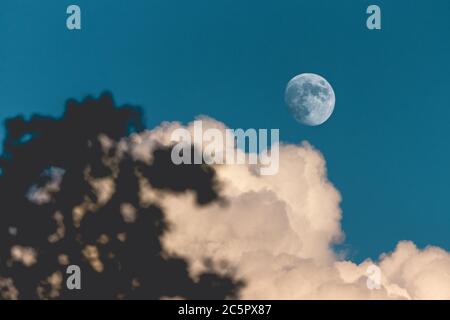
<box><xmin>1</xmin><ymin>0</ymin><xmax>449</xmax><ymax>262</ymax></box>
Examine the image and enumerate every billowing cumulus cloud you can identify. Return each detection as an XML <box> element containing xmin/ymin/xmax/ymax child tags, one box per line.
<box><xmin>2</xmin><ymin>94</ymin><xmax>450</xmax><ymax>300</ymax></box>
<box><xmin>131</xmin><ymin>118</ymin><xmax>450</xmax><ymax>300</ymax></box>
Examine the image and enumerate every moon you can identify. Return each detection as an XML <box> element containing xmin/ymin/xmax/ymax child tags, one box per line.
<box><xmin>285</xmin><ymin>73</ymin><xmax>336</xmax><ymax>126</ymax></box>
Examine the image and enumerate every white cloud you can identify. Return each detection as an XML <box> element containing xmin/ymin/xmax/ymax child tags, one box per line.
<box><xmin>129</xmin><ymin>117</ymin><xmax>450</xmax><ymax>300</ymax></box>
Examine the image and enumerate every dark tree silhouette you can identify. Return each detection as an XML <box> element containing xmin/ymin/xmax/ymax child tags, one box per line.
<box><xmin>0</xmin><ymin>93</ymin><xmax>243</xmax><ymax>300</ymax></box>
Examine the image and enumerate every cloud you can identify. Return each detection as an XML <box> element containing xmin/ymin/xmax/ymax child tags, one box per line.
<box><xmin>132</xmin><ymin>117</ymin><xmax>450</xmax><ymax>300</ymax></box>
<box><xmin>2</xmin><ymin>94</ymin><xmax>450</xmax><ymax>300</ymax></box>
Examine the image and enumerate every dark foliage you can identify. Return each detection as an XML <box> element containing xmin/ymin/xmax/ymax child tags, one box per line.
<box><xmin>0</xmin><ymin>93</ymin><xmax>242</xmax><ymax>299</ymax></box>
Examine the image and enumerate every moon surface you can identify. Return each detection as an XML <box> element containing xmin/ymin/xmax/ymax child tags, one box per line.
<box><xmin>285</xmin><ymin>73</ymin><xmax>335</xmax><ymax>126</ymax></box>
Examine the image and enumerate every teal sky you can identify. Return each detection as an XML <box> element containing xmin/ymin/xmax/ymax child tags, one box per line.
<box><xmin>1</xmin><ymin>0</ymin><xmax>449</xmax><ymax>261</ymax></box>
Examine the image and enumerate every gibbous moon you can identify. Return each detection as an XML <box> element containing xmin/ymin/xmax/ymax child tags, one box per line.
<box><xmin>285</xmin><ymin>73</ymin><xmax>336</xmax><ymax>126</ymax></box>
